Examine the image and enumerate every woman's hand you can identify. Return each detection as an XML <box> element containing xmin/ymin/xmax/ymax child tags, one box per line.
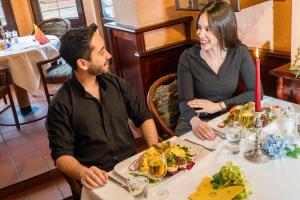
<box><xmin>187</xmin><ymin>99</ymin><xmax>221</xmax><ymax>114</ymax></box>
<box><xmin>80</xmin><ymin>166</ymin><xmax>108</xmax><ymax>189</ymax></box>
<box><xmin>190</xmin><ymin>116</ymin><xmax>216</xmax><ymax>140</ymax></box>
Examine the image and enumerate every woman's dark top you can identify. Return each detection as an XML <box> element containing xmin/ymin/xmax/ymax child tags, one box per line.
<box><xmin>177</xmin><ymin>44</ymin><xmax>263</xmax><ymax>123</ymax></box>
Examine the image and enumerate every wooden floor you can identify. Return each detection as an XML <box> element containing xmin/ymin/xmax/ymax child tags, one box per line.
<box><xmin>0</xmin><ymin>84</ymin><xmax>72</xmax><ymax>199</ymax></box>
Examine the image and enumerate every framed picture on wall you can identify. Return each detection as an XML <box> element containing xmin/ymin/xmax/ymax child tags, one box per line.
<box><xmin>175</xmin><ymin>0</ymin><xmax>270</xmax><ymax>12</ymax></box>
<box><xmin>175</xmin><ymin>0</ymin><xmax>208</xmax><ymax>11</ymax></box>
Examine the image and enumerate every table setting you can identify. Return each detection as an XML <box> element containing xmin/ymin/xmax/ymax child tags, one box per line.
<box><xmin>81</xmin><ymin>95</ymin><xmax>300</xmax><ymax>200</ymax></box>
<box><xmin>81</xmin><ymin>49</ymin><xmax>300</xmax><ymax>200</ymax></box>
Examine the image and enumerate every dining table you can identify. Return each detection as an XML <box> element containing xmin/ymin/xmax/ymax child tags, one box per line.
<box><xmin>81</xmin><ymin>96</ymin><xmax>300</xmax><ymax>200</ymax></box>
<box><xmin>0</xmin><ymin>35</ymin><xmax>60</xmax><ymax>124</ymax></box>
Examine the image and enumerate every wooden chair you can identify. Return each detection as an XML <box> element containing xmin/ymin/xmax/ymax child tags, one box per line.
<box><xmin>33</xmin><ymin>18</ymin><xmax>71</xmax><ymax>38</ymax></box>
<box><xmin>36</xmin><ymin>55</ymin><xmax>72</xmax><ymax>104</ymax></box>
<box><xmin>62</xmin><ymin>173</ymin><xmax>82</xmax><ymax>200</ymax></box>
<box><xmin>0</xmin><ymin>69</ymin><xmax>20</xmax><ymax>129</ymax></box>
<box><xmin>147</xmin><ymin>73</ymin><xmax>179</xmax><ymax>139</ymax></box>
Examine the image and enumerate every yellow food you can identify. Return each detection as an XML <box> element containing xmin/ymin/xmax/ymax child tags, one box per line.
<box><xmin>139</xmin><ymin>153</ymin><xmax>149</xmax><ymax>172</ymax></box>
<box><xmin>138</xmin><ymin>147</ymin><xmax>161</xmax><ymax>172</ymax></box>
<box><xmin>189</xmin><ymin>177</ymin><xmax>244</xmax><ymax>200</ymax></box>
<box><xmin>165</xmin><ymin>146</ymin><xmax>186</xmax><ymax>157</ymax></box>
<box><xmin>238</xmin><ymin>111</ymin><xmax>255</xmax><ymax>128</ymax></box>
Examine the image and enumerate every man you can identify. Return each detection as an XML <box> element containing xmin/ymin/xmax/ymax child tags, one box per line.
<box><xmin>46</xmin><ymin>23</ymin><xmax>159</xmax><ymax>190</ymax></box>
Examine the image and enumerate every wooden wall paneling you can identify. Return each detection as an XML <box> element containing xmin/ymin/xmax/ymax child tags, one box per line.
<box><xmin>104</xmin><ymin>16</ymin><xmax>193</xmax><ymax>104</ymax></box>
<box><xmin>248</xmin><ymin>48</ymin><xmax>290</xmax><ymax>98</ymax></box>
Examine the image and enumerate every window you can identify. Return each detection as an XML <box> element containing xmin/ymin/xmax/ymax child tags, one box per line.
<box><xmin>31</xmin><ymin>0</ymin><xmax>86</xmax><ymax>28</ymax></box>
<box><xmin>0</xmin><ymin>0</ymin><xmax>17</xmax><ymax>31</ymax></box>
<box><xmin>100</xmin><ymin>0</ymin><xmax>114</xmax><ymax>20</ymax></box>
<box><xmin>0</xmin><ymin>2</ymin><xmax>7</xmax><ymax>25</ymax></box>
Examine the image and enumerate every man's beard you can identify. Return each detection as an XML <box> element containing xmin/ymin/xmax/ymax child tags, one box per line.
<box><xmin>87</xmin><ymin>61</ymin><xmax>110</xmax><ymax>76</ymax></box>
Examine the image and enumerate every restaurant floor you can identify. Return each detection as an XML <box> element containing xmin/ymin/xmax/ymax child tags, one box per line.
<box><xmin>0</xmin><ymin>84</ymin><xmax>72</xmax><ymax>199</ymax></box>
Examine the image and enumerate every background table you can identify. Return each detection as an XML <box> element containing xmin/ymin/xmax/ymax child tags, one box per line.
<box><xmin>81</xmin><ymin>96</ymin><xmax>300</xmax><ymax>200</ymax></box>
<box><xmin>270</xmin><ymin>63</ymin><xmax>300</xmax><ymax>104</ymax></box>
<box><xmin>0</xmin><ymin>35</ymin><xmax>60</xmax><ymax>123</ymax></box>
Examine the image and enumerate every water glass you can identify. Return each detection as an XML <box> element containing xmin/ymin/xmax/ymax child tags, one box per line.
<box><xmin>127</xmin><ymin>175</ymin><xmax>149</xmax><ymax>200</ymax></box>
<box><xmin>12</xmin><ymin>30</ymin><xmax>18</xmax><ymax>43</ymax></box>
<box><xmin>226</xmin><ymin>122</ymin><xmax>242</xmax><ymax>154</ymax></box>
<box><xmin>282</xmin><ymin>112</ymin><xmax>295</xmax><ymax>139</ymax></box>
<box><xmin>294</xmin><ymin>113</ymin><xmax>300</xmax><ymax>139</ymax></box>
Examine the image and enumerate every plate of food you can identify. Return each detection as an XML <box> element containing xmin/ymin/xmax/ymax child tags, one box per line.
<box><xmin>113</xmin><ymin>136</ymin><xmax>210</xmax><ymax>181</ymax></box>
<box><xmin>208</xmin><ymin>102</ymin><xmax>281</xmax><ymax>134</ymax></box>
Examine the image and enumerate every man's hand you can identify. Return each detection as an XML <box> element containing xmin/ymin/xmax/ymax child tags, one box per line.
<box><xmin>187</xmin><ymin>99</ymin><xmax>221</xmax><ymax>114</ymax></box>
<box><xmin>80</xmin><ymin>166</ymin><xmax>108</xmax><ymax>189</ymax></box>
<box><xmin>190</xmin><ymin>116</ymin><xmax>216</xmax><ymax>141</ymax></box>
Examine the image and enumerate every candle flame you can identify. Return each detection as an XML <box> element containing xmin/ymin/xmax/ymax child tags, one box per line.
<box><xmin>256</xmin><ymin>48</ymin><xmax>259</xmax><ymax>59</ymax></box>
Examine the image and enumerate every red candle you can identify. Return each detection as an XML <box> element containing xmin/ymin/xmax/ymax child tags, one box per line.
<box><xmin>255</xmin><ymin>48</ymin><xmax>261</xmax><ymax>112</ymax></box>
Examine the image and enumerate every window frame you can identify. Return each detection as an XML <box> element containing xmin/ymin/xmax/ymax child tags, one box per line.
<box><xmin>30</xmin><ymin>0</ymin><xmax>86</xmax><ymax>28</ymax></box>
<box><xmin>0</xmin><ymin>0</ymin><xmax>17</xmax><ymax>31</ymax></box>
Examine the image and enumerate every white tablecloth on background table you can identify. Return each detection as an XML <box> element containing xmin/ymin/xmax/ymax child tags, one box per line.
<box><xmin>0</xmin><ymin>35</ymin><xmax>60</xmax><ymax>93</ymax></box>
<box><xmin>81</xmin><ymin>96</ymin><xmax>300</xmax><ymax>200</ymax></box>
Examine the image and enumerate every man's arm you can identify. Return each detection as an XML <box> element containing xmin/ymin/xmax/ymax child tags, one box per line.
<box><xmin>55</xmin><ymin>155</ymin><xmax>108</xmax><ymax>190</ymax></box>
<box><xmin>47</xmin><ymin>96</ymin><xmax>108</xmax><ymax>190</ymax></box>
<box><xmin>140</xmin><ymin>119</ymin><xmax>159</xmax><ymax>147</ymax></box>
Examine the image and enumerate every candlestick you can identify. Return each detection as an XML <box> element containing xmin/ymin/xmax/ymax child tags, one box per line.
<box><xmin>255</xmin><ymin>48</ymin><xmax>261</xmax><ymax>112</ymax></box>
<box><xmin>244</xmin><ymin>111</ymin><xmax>269</xmax><ymax>163</ymax></box>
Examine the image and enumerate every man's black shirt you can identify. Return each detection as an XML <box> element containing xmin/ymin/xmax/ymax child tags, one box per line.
<box><xmin>46</xmin><ymin>73</ymin><xmax>152</xmax><ymax>171</ymax></box>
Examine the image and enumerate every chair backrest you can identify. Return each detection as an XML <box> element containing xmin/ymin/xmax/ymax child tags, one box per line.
<box><xmin>62</xmin><ymin>173</ymin><xmax>82</xmax><ymax>200</ymax></box>
<box><xmin>147</xmin><ymin>73</ymin><xmax>179</xmax><ymax>139</ymax></box>
<box><xmin>37</xmin><ymin>18</ymin><xmax>71</xmax><ymax>38</ymax></box>
<box><xmin>0</xmin><ymin>69</ymin><xmax>9</xmax><ymax>96</ymax></box>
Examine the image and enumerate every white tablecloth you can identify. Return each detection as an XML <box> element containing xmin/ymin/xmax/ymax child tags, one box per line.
<box><xmin>0</xmin><ymin>35</ymin><xmax>60</xmax><ymax>93</ymax></box>
<box><xmin>81</xmin><ymin>96</ymin><xmax>300</xmax><ymax>200</ymax></box>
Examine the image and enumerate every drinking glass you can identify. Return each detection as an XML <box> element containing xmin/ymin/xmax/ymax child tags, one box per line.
<box><xmin>12</xmin><ymin>30</ymin><xmax>18</xmax><ymax>43</ymax></box>
<box><xmin>282</xmin><ymin>107</ymin><xmax>295</xmax><ymax>139</ymax></box>
<box><xmin>147</xmin><ymin>152</ymin><xmax>169</xmax><ymax>200</ymax></box>
<box><xmin>127</xmin><ymin>175</ymin><xmax>149</xmax><ymax>200</ymax></box>
<box><xmin>226</xmin><ymin>122</ymin><xmax>242</xmax><ymax>154</ymax></box>
<box><xmin>295</xmin><ymin>113</ymin><xmax>300</xmax><ymax>139</ymax></box>
<box><xmin>238</xmin><ymin>112</ymin><xmax>255</xmax><ymax>138</ymax></box>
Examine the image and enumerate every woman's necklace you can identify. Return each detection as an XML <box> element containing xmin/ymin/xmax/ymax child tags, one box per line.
<box><xmin>201</xmin><ymin>50</ymin><xmax>227</xmax><ymax>73</ymax></box>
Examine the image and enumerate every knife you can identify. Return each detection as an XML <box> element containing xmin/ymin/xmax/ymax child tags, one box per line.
<box><xmin>108</xmin><ymin>175</ymin><xmax>130</xmax><ymax>192</ymax></box>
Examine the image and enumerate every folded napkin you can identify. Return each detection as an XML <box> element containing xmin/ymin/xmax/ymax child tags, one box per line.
<box><xmin>33</xmin><ymin>24</ymin><xmax>49</xmax><ymax>45</ymax></box>
<box><xmin>185</xmin><ymin>132</ymin><xmax>224</xmax><ymax>150</ymax></box>
<box><xmin>189</xmin><ymin>177</ymin><xmax>244</xmax><ymax>200</ymax></box>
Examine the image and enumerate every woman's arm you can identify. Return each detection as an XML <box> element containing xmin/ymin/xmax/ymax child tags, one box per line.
<box><xmin>178</xmin><ymin>53</ymin><xmax>197</xmax><ymax>122</ymax></box>
<box><xmin>223</xmin><ymin>46</ymin><xmax>263</xmax><ymax>108</ymax></box>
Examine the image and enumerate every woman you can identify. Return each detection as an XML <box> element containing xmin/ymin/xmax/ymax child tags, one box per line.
<box><xmin>175</xmin><ymin>0</ymin><xmax>263</xmax><ymax>140</ymax></box>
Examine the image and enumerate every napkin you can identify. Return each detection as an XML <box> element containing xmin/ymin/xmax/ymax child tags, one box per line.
<box><xmin>185</xmin><ymin>132</ymin><xmax>224</xmax><ymax>150</ymax></box>
<box><xmin>189</xmin><ymin>177</ymin><xmax>244</xmax><ymax>200</ymax></box>
<box><xmin>33</xmin><ymin>24</ymin><xmax>49</xmax><ymax>45</ymax></box>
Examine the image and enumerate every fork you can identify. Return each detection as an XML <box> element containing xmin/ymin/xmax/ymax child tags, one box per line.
<box><xmin>184</xmin><ymin>138</ymin><xmax>216</xmax><ymax>151</ymax></box>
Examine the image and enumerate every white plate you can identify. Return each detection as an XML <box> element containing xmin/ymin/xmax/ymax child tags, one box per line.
<box><xmin>207</xmin><ymin>110</ymin><xmax>280</xmax><ymax>135</ymax></box>
<box><xmin>113</xmin><ymin>136</ymin><xmax>210</xmax><ymax>180</ymax></box>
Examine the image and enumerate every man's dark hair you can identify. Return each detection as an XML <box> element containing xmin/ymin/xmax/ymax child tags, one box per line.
<box><xmin>196</xmin><ymin>0</ymin><xmax>241</xmax><ymax>50</ymax></box>
<box><xmin>59</xmin><ymin>23</ymin><xmax>98</xmax><ymax>70</ymax></box>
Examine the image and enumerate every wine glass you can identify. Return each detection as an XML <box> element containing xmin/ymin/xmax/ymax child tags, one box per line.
<box><xmin>238</xmin><ymin>111</ymin><xmax>255</xmax><ymax>138</ymax></box>
<box><xmin>127</xmin><ymin>175</ymin><xmax>149</xmax><ymax>200</ymax></box>
<box><xmin>147</xmin><ymin>151</ymin><xmax>169</xmax><ymax>200</ymax></box>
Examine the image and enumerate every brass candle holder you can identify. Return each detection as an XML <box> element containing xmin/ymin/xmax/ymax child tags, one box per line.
<box><xmin>244</xmin><ymin>111</ymin><xmax>269</xmax><ymax>163</ymax></box>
